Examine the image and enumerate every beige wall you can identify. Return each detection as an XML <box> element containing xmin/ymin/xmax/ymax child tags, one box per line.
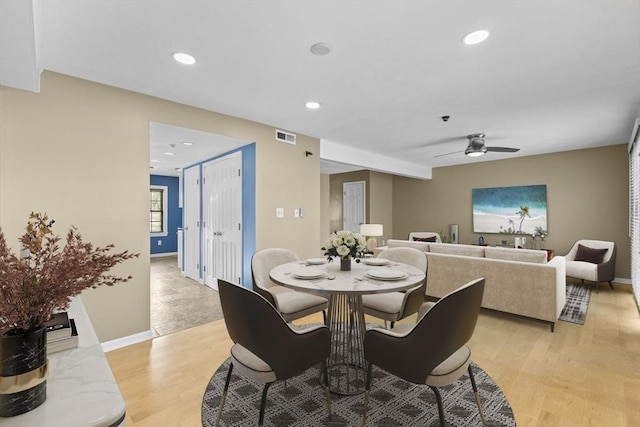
<box><xmin>393</xmin><ymin>144</ymin><xmax>631</xmax><ymax>279</ymax></box>
<box><xmin>0</xmin><ymin>72</ymin><xmax>321</xmax><ymax>341</ymax></box>
<box><xmin>320</xmin><ymin>174</ymin><xmax>331</xmax><ymax>245</ymax></box>
<box><xmin>368</xmin><ymin>171</ymin><xmax>393</xmax><ymax>244</ymax></box>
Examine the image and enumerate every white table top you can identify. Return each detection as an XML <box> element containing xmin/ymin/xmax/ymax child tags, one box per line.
<box><xmin>269</xmin><ymin>259</ymin><xmax>425</xmax><ymax>296</ymax></box>
<box><xmin>4</xmin><ymin>297</ymin><xmax>126</xmax><ymax>427</ymax></box>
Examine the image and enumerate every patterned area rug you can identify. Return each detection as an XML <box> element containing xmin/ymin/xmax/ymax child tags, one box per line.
<box><xmin>559</xmin><ymin>284</ymin><xmax>591</xmax><ymax>325</ymax></box>
<box><xmin>202</xmin><ymin>359</ymin><xmax>515</xmax><ymax>426</ymax></box>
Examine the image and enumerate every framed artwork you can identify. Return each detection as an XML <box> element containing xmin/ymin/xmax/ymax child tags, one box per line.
<box><xmin>472</xmin><ymin>184</ymin><xmax>547</xmax><ymax>234</ymax></box>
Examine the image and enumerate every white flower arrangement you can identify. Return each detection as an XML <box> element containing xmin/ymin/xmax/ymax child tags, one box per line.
<box><xmin>322</xmin><ymin>230</ymin><xmax>367</xmax><ymax>260</ymax></box>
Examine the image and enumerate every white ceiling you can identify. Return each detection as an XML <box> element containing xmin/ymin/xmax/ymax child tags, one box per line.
<box><xmin>1</xmin><ymin>1</ymin><xmax>639</xmax><ymax>178</ymax></box>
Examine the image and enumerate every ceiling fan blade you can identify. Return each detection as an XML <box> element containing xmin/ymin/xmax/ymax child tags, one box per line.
<box><xmin>434</xmin><ymin>150</ymin><xmax>464</xmax><ymax>158</ymax></box>
<box><xmin>486</xmin><ymin>146</ymin><xmax>520</xmax><ymax>153</ymax></box>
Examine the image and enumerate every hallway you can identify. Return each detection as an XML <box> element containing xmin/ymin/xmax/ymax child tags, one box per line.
<box><xmin>150</xmin><ymin>255</ymin><xmax>223</xmax><ymax>337</ymax></box>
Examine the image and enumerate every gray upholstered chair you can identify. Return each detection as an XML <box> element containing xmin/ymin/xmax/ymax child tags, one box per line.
<box><xmin>361</xmin><ymin>247</ymin><xmax>428</xmax><ymax>328</ymax></box>
<box><xmin>251</xmin><ymin>248</ymin><xmax>328</xmax><ymax>322</ymax></box>
<box><xmin>362</xmin><ymin>278</ymin><xmax>487</xmax><ymax>427</ymax></box>
<box><xmin>216</xmin><ymin>279</ymin><xmax>331</xmax><ymax>426</ymax></box>
<box><xmin>564</xmin><ymin>239</ymin><xmax>616</xmax><ymax>292</ymax></box>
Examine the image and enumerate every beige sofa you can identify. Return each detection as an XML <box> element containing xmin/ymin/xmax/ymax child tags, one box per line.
<box><xmin>375</xmin><ymin>240</ymin><xmax>566</xmax><ymax>331</ymax></box>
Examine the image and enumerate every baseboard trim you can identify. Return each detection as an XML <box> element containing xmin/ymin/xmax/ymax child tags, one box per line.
<box><xmin>102</xmin><ymin>330</ymin><xmax>154</xmax><ymax>353</ymax></box>
<box><xmin>614</xmin><ymin>277</ymin><xmax>632</xmax><ymax>285</ymax></box>
<box><xmin>150</xmin><ymin>252</ymin><xmax>178</xmax><ymax>258</ymax></box>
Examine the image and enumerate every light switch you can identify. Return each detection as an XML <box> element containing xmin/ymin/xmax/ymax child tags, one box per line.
<box><xmin>294</xmin><ymin>208</ymin><xmax>300</xmax><ymax>218</ymax></box>
<box><xmin>276</xmin><ymin>208</ymin><xmax>285</xmax><ymax>218</ymax></box>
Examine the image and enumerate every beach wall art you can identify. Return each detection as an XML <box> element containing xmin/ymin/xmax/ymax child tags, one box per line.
<box><xmin>472</xmin><ymin>184</ymin><xmax>547</xmax><ymax>234</ymax></box>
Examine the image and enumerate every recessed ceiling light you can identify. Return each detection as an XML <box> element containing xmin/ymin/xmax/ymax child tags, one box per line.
<box><xmin>182</xmin><ymin>141</ymin><xmax>194</xmax><ymax>146</ymax></box>
<box><xmin>172</xmin><ymin>52</ymin><xmax>196</xmax><ymax>65</ymax></box>
<box><xmin>305</xmin><ymin>101</ymin><xmax>321</xmax><ymax>109</ymax></box>
<box><xmin>462</xmin><ymin>30</ymin><xmax>490</xmax><ymax>45</ymax></box>
<box><xmin>164</xmin><ymin>152</ymin><xmax>175</xmax><ymax>156</ymax></box>
<box><xmin>310</xmin><ymin>43</ymin><xmax>331</xmax><ymax>56</ymax></box>
<box><xmin>151</xmin><ymin>159</ymin><xmax>160</xmax><ymax>163</ymax></box>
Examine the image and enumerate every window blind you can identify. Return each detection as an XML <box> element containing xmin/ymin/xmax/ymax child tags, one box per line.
<box><xmin>629</xmin><ymin>118</ymin><xmax>640</xmax><ymax>305</ymax></box>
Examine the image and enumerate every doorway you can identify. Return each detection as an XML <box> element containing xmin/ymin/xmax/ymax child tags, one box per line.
<box><xmin>343</xmin><ymin>181</ymin><xmax>366</xmax><ymax>232</ymax></box>
<box><xmin>202</xmin><ymin>152</ymin><xmax>243</xmax><ymax>290</ymax></box>
<box><xmin>149</xmin><ymin>122</ymin><xmax>252</xmax><ymax>337</ymax></box>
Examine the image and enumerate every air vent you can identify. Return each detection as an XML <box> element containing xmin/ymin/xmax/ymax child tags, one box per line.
<box><xmin>275</xmin><ymin>129</ymin><xmax>296</xmax><ymax>145</ymax></box>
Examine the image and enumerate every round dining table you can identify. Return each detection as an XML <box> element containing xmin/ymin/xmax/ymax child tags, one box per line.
<box><xmin>270</xmin><ymin>257</ymin><xmax>426</xmax><ymax>395</ymax></box>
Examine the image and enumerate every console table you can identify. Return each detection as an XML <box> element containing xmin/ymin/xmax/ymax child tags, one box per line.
<box><xmin>3</xmin><ymin>297</ymin><xmax>126</xmax><ymax>427</ymax></box>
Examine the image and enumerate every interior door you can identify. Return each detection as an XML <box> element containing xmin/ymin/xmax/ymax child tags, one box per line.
<box><xmin>203</xmin><ymin>152</ymin><xmax>243</xmax><ymax>288</ymax></box>
<box><xmin>183</xmin><ymin>166</ymin><xmax>201</xmax><ymax>281</ymax></box>
<box><xmin>343</xmin><ymin>181</ymin><xmax>366</xmax><ymax>232</ymax></box>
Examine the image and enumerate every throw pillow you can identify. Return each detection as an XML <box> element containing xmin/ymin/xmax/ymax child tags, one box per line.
<box><xmin>575</xmin><ymin>244</ymin><xmax>608</xmax><ymax>264</ymax></box>
<box><xmin>413</xmin><ymin>236</ymin><xmax>437</xmax><ymax>242</ymax></box>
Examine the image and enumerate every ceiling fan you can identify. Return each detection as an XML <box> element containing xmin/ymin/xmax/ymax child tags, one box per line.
<box><xmin>435</xmin><ymin>133</ymin><xmax>520</xmax><ymax>158</ymax></box>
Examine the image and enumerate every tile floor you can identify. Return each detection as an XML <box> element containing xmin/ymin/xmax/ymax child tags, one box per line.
<box><xmin>150</xmin><ymin>255</ymin><xmax>223</xmax><ymax>337</ymax></box>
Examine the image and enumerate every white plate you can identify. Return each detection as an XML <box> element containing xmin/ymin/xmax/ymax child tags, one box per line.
<box><xmin>306</xmin><ymin>258</ymin><xmax>327</xmax><ymax>265</ymax></box>
<box><xmin>361</xmin><ymin>258</ymin><xmax>389</xmax><ymax>266</ymax></box>
<box><xmin>365</xmin><ymin>269</ymin><xmax>408</xmax><ymax>281</ymax></box>
<box><xmin>292</xmin><ymin>267</ymin><xmax>326</xmax><ymax>279</ymax></box>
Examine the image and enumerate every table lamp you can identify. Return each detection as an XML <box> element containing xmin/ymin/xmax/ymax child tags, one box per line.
<box><xmin>360</xmin><ymin>224</ymin><xmax>383</xmax><ymax>252</ymax></box>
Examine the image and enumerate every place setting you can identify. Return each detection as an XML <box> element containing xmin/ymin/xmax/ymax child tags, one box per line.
<box><xmin>363</xmin><ymin>269</ymin><xmax>408</xmax><ymax>281</ymax></box>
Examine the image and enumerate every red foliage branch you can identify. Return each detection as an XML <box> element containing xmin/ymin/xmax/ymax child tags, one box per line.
<box><xmin>0</xmin><ymin>212</ymin><xmax>139</xmax><ymax>333</ymax></box>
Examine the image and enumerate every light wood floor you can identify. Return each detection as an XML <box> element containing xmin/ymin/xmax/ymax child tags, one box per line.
<box><xmin>106</xmin><ymin>283</ymin><xmax>640</xmax><ymax>427</ymax></box>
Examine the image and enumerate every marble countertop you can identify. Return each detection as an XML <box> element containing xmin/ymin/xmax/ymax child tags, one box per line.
<box><xmin>3</xmin><ymin>297</ymin><xmax>126</xmax><ymax>427</ymax></box>
<box><xmin>270</xmin><ymin>259</ymin><xmax>425</xmax><ymax>296</ymax></box>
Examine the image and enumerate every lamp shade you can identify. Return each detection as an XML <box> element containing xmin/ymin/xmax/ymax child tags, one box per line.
<box><xmin>360</xmin><ymin>224</ymin><xmax>383</xmax><ymax>237</ymax></box>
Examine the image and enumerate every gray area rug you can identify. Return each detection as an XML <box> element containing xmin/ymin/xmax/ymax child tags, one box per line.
<box><xmin>202</xmin><ymin>359</ymin><xmax>515</xmax><ymax>426</ymax></box>
<box><xmin>559</xmin><ymin>284</ymin><xmax>591</xmax><ymax>325</ymax></box>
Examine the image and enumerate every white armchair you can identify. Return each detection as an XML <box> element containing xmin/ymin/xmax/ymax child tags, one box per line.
<box><xmin>563</xmin><ymin>240</ymin><xmax>616</xmax><ymax>292</ymax></box>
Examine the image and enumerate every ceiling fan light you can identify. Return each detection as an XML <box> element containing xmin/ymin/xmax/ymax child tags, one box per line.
<box><xmin>465</xmin><ymin>150</ymin><xmax>485</xmax><ymax>157</ymax></box>
<box><xmin>465</xmin><ymin>145</ymin><xmax>487</xmax><ymax>157</ymax></box>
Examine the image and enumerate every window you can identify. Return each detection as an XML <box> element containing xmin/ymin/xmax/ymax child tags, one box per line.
<box><xmin>150</xmin><ymin>185</ymin><xmax>168</xmax><ymax>236</ymax></box>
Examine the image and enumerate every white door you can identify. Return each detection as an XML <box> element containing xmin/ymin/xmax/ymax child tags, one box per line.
<box><xmin>203</xmin><ymin>152</ymin><xmax>243</xmax><ymax>289</ymax></box>
<box><xmin>343</xmin><ymin>181</ymin><xmax>366</xmax><ymax>232</ymax></box>
<box><xmin>183</xmin><ymin>166</ymin><xmax>201</xmax><ymax>281</ymax></box>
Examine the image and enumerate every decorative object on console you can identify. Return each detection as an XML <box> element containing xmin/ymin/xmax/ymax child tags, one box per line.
<box><xmin>359</xmin><ymin>224</ymin><xmax>383</xmax><ymax>252</ymax></box>
<box><xmin>472</xmin><ymin>184</ymin><xmax>547</xmax><ymax>234</ymax></box>
<box><xmin>0</xmin><ymin>212</ymin><xmax>138</xmax><ymax>417</ymax></box>
<box><xmin>532</xmin><ymin>226</ymin><xmax>549</xmax><ymax>249</ymax></box>
<box><xmin>450</xmin><ymin>224</ymin><xmax>459</xmax><ymax>244</ymax></box>
<box><xmin>322</xmin><ymin>230</ymin><xmax>366</xmax><ymax>271</ymax></box>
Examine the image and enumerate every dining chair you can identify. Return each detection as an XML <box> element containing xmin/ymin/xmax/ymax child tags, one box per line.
<box><xmin>361</xmin><ymin>247</ymin><xmax>428</xmax><ymax>328</ymax></box>
<box><xmin>362</xmin><ymin>278</ymin><xmax>487</xmax><ymax>427</ymax></box>
<box><xmin>215</xmin><ymin>279</ymin><xmax>331</xmax><ymax>426</ymax></box>
<box><xmin>251</xmin><ymin>248</ymin><xmax>328</xmax><ymax>322</ymax></box>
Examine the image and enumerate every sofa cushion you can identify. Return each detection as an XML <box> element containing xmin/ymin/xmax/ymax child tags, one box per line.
<box><xmin>575</xmin><ymin>244</ymin><xmax>608</xmax><ymax>264</ymax></box>
<box><xmin>387</xmin><ymin>239</ymin><xmax>430</xmax><ymax>252</ymax></box>
<box><xmin>485</xmin><ymin>247</ymin><xmax>547</xmax><ymax>264</ymax></box>
<box><xmin>429</xmin><ymin>243</ymin><xmax>485</xmax><ymax>257</ymax></box>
